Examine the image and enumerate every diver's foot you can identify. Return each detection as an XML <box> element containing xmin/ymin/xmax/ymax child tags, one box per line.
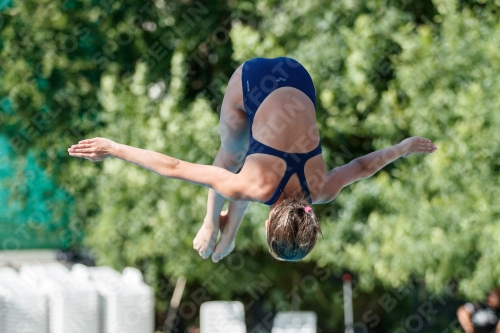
<box><xmin>193</xmin><ymin>223</ymin><xmax>218</xmax><ymax>259</ymax></box>
<box><xmin>211</xmin><ymin>231</ymin><xmax>236</xmax><ymax>263</ymax></box>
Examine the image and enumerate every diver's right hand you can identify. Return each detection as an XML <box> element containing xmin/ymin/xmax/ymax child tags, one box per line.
<box><xmin>68</xmin><ymin>137</ymin><xmax>118</xmax><ymax>162</ymax></box>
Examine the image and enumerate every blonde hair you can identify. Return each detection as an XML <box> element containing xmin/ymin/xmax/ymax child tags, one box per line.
<box><xmin>266</xmin><ymin>192</ymin><xmax>322</xmax><ymax>261</ymax></box>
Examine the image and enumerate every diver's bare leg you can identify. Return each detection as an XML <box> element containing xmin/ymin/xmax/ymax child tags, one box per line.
<box><xmin>193</xmin><ymin>65</ymin><xmax>248</xmax><ymax>259</ymax></box>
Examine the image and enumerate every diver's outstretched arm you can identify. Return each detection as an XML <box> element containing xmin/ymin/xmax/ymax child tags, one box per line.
<box><xmin>318</xmin><ymin>136</ymin><xmax>437</xmax><ymax>203</ymax></box>
<box><xmin>67</xmin><ymin>137</ymin><xmax>258</xmax><ymax>202</ymax></box>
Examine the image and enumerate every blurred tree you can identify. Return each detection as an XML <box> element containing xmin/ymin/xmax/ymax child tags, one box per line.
<box><xmin>1</xmin><ymin>0</ymin><xmax>500</xmax><ymax>331</ymax></box>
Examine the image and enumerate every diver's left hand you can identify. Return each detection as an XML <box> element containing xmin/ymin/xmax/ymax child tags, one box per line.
<box><xmin>399</xmin><ymin>136</ymin><xmax>437</xmax><ymax>158</ymax></box>
<box><xmin>68</xmin><ymin>137</ymin><xmax>118</xmax><ymax>162</ymax></box>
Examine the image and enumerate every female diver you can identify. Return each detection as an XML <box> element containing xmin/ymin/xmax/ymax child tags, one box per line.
<box><xmin>68</xmin><ymin>57</ymin><xmax>437</xmax><ymax>263</ymax></box>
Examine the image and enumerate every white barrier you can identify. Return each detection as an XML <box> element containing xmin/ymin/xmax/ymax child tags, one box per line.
<box><xmin>0</xmin><ymin>266</ymin><xmax>48</xmax><ymax>333</ymax></box>
<box><xmin>200</xmin><ymin>301</ymin><xmax>246</xmax><ymax>333</ymax></box>
<box><xmin>0</xmin><ymin>263</ymin><xmax>154</xmax><ymax>333</ymax></box>
<box><xmin>89</xmin><ymin>266</ymin><xmax>154</xmax><ymax>333</ymax></box>
<box><xmin>272</xmin><ymin>311</ymin><xmax>317</xmax><ymax>333</ymax></box>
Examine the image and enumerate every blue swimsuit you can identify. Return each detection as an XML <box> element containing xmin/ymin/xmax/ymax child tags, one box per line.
<box><xmin>241</xmin><ymin>57</ymin><xmax>322</xmax><ymax>206</ymax></box>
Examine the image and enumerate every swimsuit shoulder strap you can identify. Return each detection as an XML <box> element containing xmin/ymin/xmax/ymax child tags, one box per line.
<box><xmin>261</xmin><ymin>142</ymin><xmax>323</xmax><ymax>206</ymax></box>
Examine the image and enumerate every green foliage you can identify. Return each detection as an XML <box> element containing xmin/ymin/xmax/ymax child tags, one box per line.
<box><xmin>2</xmin><ymin>0</ymin><xmax>500</xmax><ymax>331</ymax></box>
